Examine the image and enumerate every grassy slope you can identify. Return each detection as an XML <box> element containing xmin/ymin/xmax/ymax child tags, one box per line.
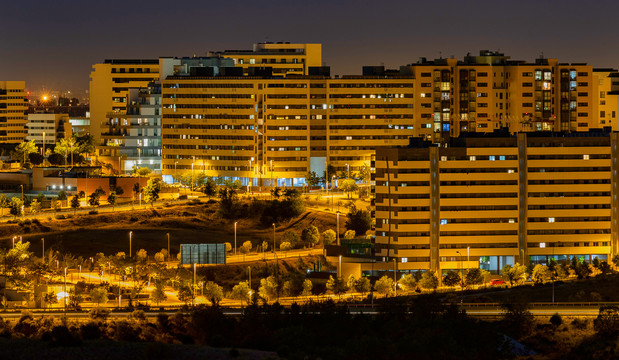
<box><xmin>0</xmin><ymin>201</ymin><xmax>337</xmax><ymax>259</ymax></box>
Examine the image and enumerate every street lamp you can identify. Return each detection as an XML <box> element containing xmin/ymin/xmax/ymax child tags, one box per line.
<box><xmin>129</xmin><ymin>231</ymin><xmax>133</xmax><ymax>259</ymax></box>
<box><xmin>63</xmin><ymin>267</ymin><xmax>67</xmax><ymax>318</ymax></box>
<box><xmin>193</xmin><ymin>263</ymin><xmax>197</xmax><ymax>307</ymax></box>
<box><xmin>12</xmin><ymin>236</ymin><xmax>16</xmax><ymax>249</ymax></box>
<box><xmin>234</xmin><ymin>222</ymin><xmax>238</xmax><ymax>256</ymax></box>
<box><xmin>336</xmin><ymin>212</ymin><xmax>340</xmax><ymax>246</ymax></box>
<box><xmin>272</xmin><ymin>223</ymin><xmax>276</xmax><ymax>254</ymax></box>
<box><xmin>191</xmin><ymin>156</ymin><xmax>195</xmax><ymax>192</ymax></box>
<box><xmin>331</xmin><ymin>175</ymin><xmax>336</xmax><ymax>211</ymax></box>
<box><xmin>166</xmin><ymin>233</ymin><xmax>170</xmax><ymax>260</ymax></box>
<box><xmin>346</xmin><ymin>163</ymin><xmax>350</xmax><ymax>179</ymax></box>
<box><xmin>456</xmin><ymin>250</ymin><xmax>463</xmax><ymax>284</ymax></box>
<box><xmin>42</xmin><ymin>237</ymin><xmax>44</xmax><ymax>259</ymax></box>
<box><xmin>174</xmin><ymin>161</ymin><xmax>178</xmax><ymax>183</ymax></box>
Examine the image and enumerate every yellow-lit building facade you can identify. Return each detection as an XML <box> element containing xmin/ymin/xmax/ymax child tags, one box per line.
<box><xmin>0</xmin><ymin>81</ymin><xmax>28</xmax><ymax>143</ymax></box>
<box><xmin>401</xmin><ymin>51</ymin><xmax>617</xmax><ymax>144</ymax></box>
<box><xmin>89</xmin><ymin>60</ymin><xmax>160</xmax><ymax>146</ymax></box>
<box><xmin>373</xmin><ymin>132</ymin><xmax>618</xmax><ymax>274</ymax></box>
<box><xmin>160</xmin><ymin>73</ymin><xmax>415</xmax><ymax>185</ymax></box>
<box><xmin>207</xmin><ymin>42</ymin><xmax>321</xmax><ymax>76</ymax></box>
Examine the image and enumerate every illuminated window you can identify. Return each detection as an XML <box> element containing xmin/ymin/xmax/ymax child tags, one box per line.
<box><xmin>540</xmin><ymin>242</ymin><xmax>546</xmax><ymax>248</ymax></box>
<box><xmin>441</xmin><ymin>156</ymin><xmax>447</xmax><ymax>161</ymax></box>
<box><xmin>499</xmin><ymin>156</ymin><xmax>505</xmax><ymax>160</ymax></box>
<box><xmin>249</xmin><ymin>58</ymin><xmax>256</xmax><ymax>64</ymax></box>
<box><xmin>508</xmin><ymin>219</ymin><xmax>515</xmax><ymax>223</ymax></box>
<box><xmin>401</xmin><ymin>258</ymin><xmax>407</xmax><ymax>263</ymax></box>
<box><xmin>583</xmin><ymin>154</ymin><xmax>589</xmax><ymax>160</ymax></box>
<box><xmin>440</xmin><ymin>219</ymin><xmax>447</xmax><ymax>225</ymax></box>
<box><xmin>489</xmin><ymin>156</ymin><xmax>495</xmax><ymax>161</ymax></box>
<box><xmin>469</xmin><ymin>156</ymin><xmax>476</xmax><ymax>161</ymax></box>
<box><xmin>548</xmin><ymin>217</ymin><xmax>555</xmax><ymax>223</ymax></box>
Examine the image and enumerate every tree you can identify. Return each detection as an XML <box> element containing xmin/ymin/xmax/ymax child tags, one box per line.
<box><xmin>88</xmin><ymin>192</ymin><xmax>101</xmax><ymax>207</ymax></box>
<box><xmin>532</xmin><ymin>264</ymin><xmax>551</xmax><ymax>284</ymax></box>
<box><xmin>464</xmin><ymin>268</ymin><xmax>488</xmax><ymax>287</ymax></box>
<box><xmin>419</xmin><ymin>270</ymin><xmax>439</xmax><ymax>290</ymax></box>
<box><xmin>224</xmin><ymin>242</ymin><xmax>232</xmax><ymax>252</ymax></box>
<box><xmin>326</xmin><ymin>275</ymin><xmax>348</xmax><ymax>298</ymax></box>
<box><xmin>90</xmin><ymin>287</ymin><xmax>108</xmax><ymax>307</ymax></box>
<box><xmin>279</xmin><ymin>242</ymin><xmax>292</xmax><ymax>251</ymax></box>
<box><xmin>283</xmin><ymin>231</ymin><xmax>300</xmax><ymax>248</ymax></box>
<box><xmin>54</xmin><ymin>137</ymin><xmax>78</xmax><ymax>166</ymax></box>
<box><xmin>70</xmin><ymin>195</ymin><xmax>80</xmax><ymax>214</ymax></box>
<box><xmin>203</xmin><ymin>178</ymin><xmax>217</xmax><ymax>199</ymax></box>
<box><xmin>28</xmin><ymin>152</ymin><xmax>43</xmax><ymax>165</ymax></box>
<box><xmin>57</xmin><ymin>190</ymin><xmax>67</xmax><ymax>201</ymax></box>
<box><xmin>240</xmin><ymin>241</ymin><xmax>252</xmax><ymax>254</ymax></box>
<box><xmin>443</xmin><ymin>270</ymin><xmax>461</xmax><ymax>287</ymax></box>
<box><xmin>271</xmin><ymin>187</ymin><xmax>282</xmax><ymax>199</ymax></box>
<box><xmin>44</xmin><ymin>292</ymin><xmax>58</xmax><ymax>310</ymax></box>
<box><xmin>9</xmin><ymin>197</ymin><xmax>23</xmax><ymax>219</ymax></box>
<box><xmin>501</xmin><ymin>263</ymin><xmax>527</xmax><ymax>286</ymax></box>
<box><xmin>594</xmin><ymin>305</ymin><xmax>619</xmax><ymax>337</ymax></box>
<box><xmin>301</xmin><ymin>226</ymin><xmax>320</xmax><ymax>247</ymax></box>
<box><xmin>322</xmin><ymin>229</ymin><xmax>336</xmax><ymax>245</ymax></box>
<box><xmin>339</xmin><ymin>178</ymin><xmax>358</xmax><ymax>199</ymax></box>
<box><xmin>305</xmin><ymin>171</ymin><xmax>320</xmax><ymax>190</ymax></box>
<box><xmin>143</xmin><ymin>178</ymin><xmax>162</xmax><ymax>206</ymax></box>
<box><xmin>177</xmin><ymin>285</ymin><xmax>194</xmax><ymax>305</ymax></box>
<box><xmin>357</xmin><ymin>163</ymin><xmax>371</xmax><ymax>199</ymax></box>
<box><xmin>30</xmin><ymin>199</ymin><xmax>41</xmax><ymax>215</ymax></box>
<box><xmin>301</xmin><ymin>279</ymin><xmax>313</xmax><ymax>298</ymax></box>
<box><xmin>231</xmin><ymin>281</ymin><xmax>251</xmax><ymax>306</ymax></box>
<box><xmin>0</xmin><ymin>194</ymin><xmax>8</xmax><ymax>216</ymax></box>
<box><xmin>135</xmin><ymin>166</ymin><xmax>152</xmax><ymax>177</ymax></box>
<box><xmin>344</xmin><ymin>230</ymin><xmax>356</xmax><ymax>239</ymax></box>
<box><xmin>47</xmin><ymin>153</ymin><xmax>64</xmax><ymax>166</ymax></box>
<box><xmin>218</xmin><ymin>186</ymin><xmax>239</xmax><ymax>218</ymax></box>
<box><xmin>258</xmin><ymin>276</ymin><xmax>279</xmax><ymax>303</ymax></box>
<box><xmin>354</xmin><ymin>277</ymin><xmax>371</xmax><ymax>294</ymax></box>
<box><xmin>13</xmin><ymin>140</ymin><xmax>38</xmax><ymax>166</ymax></box>
<box><xmin>398</xmin><ymin>274</ymin><xmax>417</xmax><ymax>292</ymax></box>
<box><xmin>345</xmin><ymin>205</ymin><xmax>372</xmax><ymax>235</ymax></box>
<box><xmin>374</xmin><ymin>276</ymin><xmax>394</xmax><ymax>296</ymax></box>
<box><xmin>203</xmin><ymin>281</ymin><xmax>224</xmax><ymax>305</ymax></box>
<box><xmin>114</xmin><ymin>186</ymin><xmax>124</xmax><ymax>196</ymax></box>
<box><xmin>107</xmin><ymin>191</ymin><xmax>117</xmax><ymax>211</ymax></box>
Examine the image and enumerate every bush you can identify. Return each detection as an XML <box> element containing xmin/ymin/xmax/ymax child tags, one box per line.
<box><xmin>55</xmin><ymin>214</ymin><xmax>66</xmax><ymax>220</ymax></box>
<box><xmin>549</xmin><ymin>313</ymin><xmax>563</xmax><ymax>327</ymax></box>
<box><xmin>88</xmin><ymin>210</ymin><xmax>98</xmax><ymax>215</ymax></box>
<box><xmin>594</xmin><ymin>305</ymin><xmax>619</xmax><ymax>337</ymax></box>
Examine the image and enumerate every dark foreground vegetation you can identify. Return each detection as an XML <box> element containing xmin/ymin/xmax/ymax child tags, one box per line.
<box><xmin>2</xmin><ymin>292</ymin><xmax>619</xmax><ymax>359</ymax></box>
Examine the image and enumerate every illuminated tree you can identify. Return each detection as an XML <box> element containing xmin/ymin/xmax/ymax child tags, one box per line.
<box><xmin>258</xmin><ymin>275</ymin><xmax>279</xmax><ymax>303</ymax></box>
<box><xmin>443</xmin><ymin>271</ymin><xmax>461</xmax><ymax>287</ymax></box>
<box><xmin>143</xmin><ymin>178</ymin><xmax>161</xmax><ymax>206</ymax></box>
<box><xmin>203</xmin><ymin>281</ymin><xmax>224</xmax><ymax>305</ymax></box>
<box><xmin>231</xmin><ymin>281</ymin><xmax>251</xmax><ymax>307</ymax></box>
<box><xmin>419</xmin><ymin>270</ymin><xmax>439</xmax><ymax>290</ymax></box>
<box><xmin>89</xmin><ymin>287</ymin><xmax>108</xmax><ymax>307</ymax></box>
<box><xmin>322</xmin><ymin>229</ymin><xmax>336</xmax><ymax>245</ymax></box>
<box><xmin>501</xmin><ymin>263</ymin><xmax>527</xmax><ymax>286</ymax></box>
<box><xmin>70</xmin><ymin>195</ymin><xmax>80</xmax><ymax>214</ymax></box>
<box><xmin>374</xmin><ymin>276</ymin><xmax>394</xmax><ymax>296</ymax></box>
<box><xmin>301</xmin><ymin>225</ymin><xmax>320</xmax><ymax>247</ymax></box>
<box><xmin>13</xmin><ymin>140</ymin><xmax>38</xmax><ymax>166</ymax></box>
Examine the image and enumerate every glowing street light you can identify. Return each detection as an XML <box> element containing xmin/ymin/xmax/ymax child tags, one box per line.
<box><xmin>166</xmin><ymin>232</ymin><xmax>170</xmax><ymax>260</ymax></box>
<box><xmin>129</xmin><ymin>231</ymin><xmax>133</xmax><ymax>259</ymax></box>
<box><xmin>272</xmin><ymin>223</ymin><xmax>276</xmax><ymax>254</ymax></box>
<box><xmin>336</xmin><ymin>212</ymin><xmax>340</xmax><ymax>246</ymax></box>
<box><xmin>234</xmin><ymin>222</ymin><xmax>238</xmax><ymax>256</ymax></box>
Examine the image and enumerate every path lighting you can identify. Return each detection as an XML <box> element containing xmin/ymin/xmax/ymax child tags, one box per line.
<box><xmin>234</xmin><ymin>222</ymin><xmax>238</xmax><ymax>256</ymax></box>
<box><xmin>129</xmin><ymin>231</ymin><xmax>133</xmax><ymax>258</ymax></box>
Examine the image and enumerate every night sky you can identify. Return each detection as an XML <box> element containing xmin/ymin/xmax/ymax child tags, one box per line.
<box><xmin>1</xmin><ymin>0</ymin><xmax>618</xmax><ymax>96</ymax></box>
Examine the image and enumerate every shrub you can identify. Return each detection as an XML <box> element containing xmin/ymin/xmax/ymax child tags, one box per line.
<box><xmin>549</xmin><ymin>313</ymin><xmax>563</xmax><ymax>327</ymax></box>
<box><xmin>88</xmin><ymin>210</ymin><xmax>98</xmax><ymax>215</ymax></box>
<box><xmin>55</xmin><ymin>214</ymin><xmax>66</xmax><ymax>220</ymax></box>
<box><xmin>594</xmin><ymin>305</ymin><xmax>619</xmax><ymax>337</ymax></box>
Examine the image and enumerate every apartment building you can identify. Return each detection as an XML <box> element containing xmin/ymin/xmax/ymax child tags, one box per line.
<box><xmin>26</xmin><ymin>113</ymin><xmax>72</xmax><ymax>146</ymax></box>
<box><xmin>160</xmin><ymin>68</ymin><xmax>415</xmax><ymax>186</ymax></box>
<box><xmin>373</xmin><ymin>131</ymin><xmax>617</xmax><ymax>274</ymax></box>
<box><xmin>400</xmin><ymin>51</ymin><xmax>618</xmax><ymax>144</ymax></box>
<box><xmin>206</xmin><ymin>42</ymin><xmax>321</xmax><ymax>76</ymax></box>
<box><xmin>593</xmin><ymin>69</ymin><xmax>619</xmax><ymax>128</ymax></box>
<box><xmin>0</xmin><ymin>81</ymin><xmax>28</xmax><ymax>143</ymax></box>
<box><xmin>89</xmin><ymin>59</ymin><xmax>161</xmax><ymax>146</ymax></box>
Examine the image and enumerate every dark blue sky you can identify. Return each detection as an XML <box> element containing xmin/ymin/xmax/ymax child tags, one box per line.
<box><xmin>1</xmin><ymin>0</ymin><xmax>618</xmax><ymax>95</ymax></box>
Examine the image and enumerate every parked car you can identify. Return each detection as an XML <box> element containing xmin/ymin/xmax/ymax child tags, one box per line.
<box><xmin>489</xmin><ymin>279</ymin><xmax>506</xmax><ymax>286</ymax></box>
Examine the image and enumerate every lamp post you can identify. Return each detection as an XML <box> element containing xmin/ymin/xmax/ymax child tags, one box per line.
<box><xmin>191</xmin><ymin>156</ymin><xmax>195</xmax><ymax>192</ymax></box>
<box><xmin>129</xmin><ymin>231</ymin><xmax>133</xmax><ymax>259</ymax></box>
<box><xmin>336</xmin><ymin>212</ymin><xmax>340</xmax><ymax>246</ymax></box>
<box><xmin>456</xmin><ymin>250</ymin><xmax>463</xmax><ymax>284</ymax></box>
<box><xmin>193</xmin><ymin>263</ymin><xmax>196</xmax><ymax>307</ymax></box>
<box><xmin>166</xmin><ymin>233</ymin><xmax>170</xmax><ymax>260</ymax></box>
<box><xmin>42</xmin><ymin>237</ymin><xmax>44</xmax><ymax>259</ymax></box>
<box><xmin>331</xmin><ymin>175</ymin><xmax>336</xmax><ymax>211</ymax></box>
<box><xmin>234</xmin><ymin>222</ymin><xmax>238</xmax><ymax>256</ymax></box>
<box><xmin>270</xmin><ymin>160</ymin><xmax>274</xmax><ymax>192</ymax></box>
<box><xmin>248</xmin><ymin>266</ymin><xmax>252</xmax><ymax>291</ymax></box>
<box><xmin>63</xmin><ymin>267</ymin><xmax>67</xmax><ymax>318</ymax></box>
<box><xmin>12</xmin><ymin>236</ymin><xmax>16</xmax><ymax>249</ymax></box>
<box><xmin>20</xmin><ymin>184</ymin><xmax>24</xmax><ymax>201</ymax></box>
<box><xmin>346</xmin><ymin>163</ymin><xmax>350</xmax><ymax>179</ymax></box>
<box><xmin>42</xmin><ymin>132</ymin><xmax>46</xmax><ymax>165</ymax></box>
<box><xmin>174</xmin><ymin>161</ymin><xmax>178</xmax><ymax>183</ymax></box>
<box><xmin>272</xmin><ymin>223</ymin><xmax>276</xmax><ymax>254</ymax></box>
<box><xmin>393</xmin><ymin>258</ymin><xmax>397</xmax><ymax>296</ymax></box>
